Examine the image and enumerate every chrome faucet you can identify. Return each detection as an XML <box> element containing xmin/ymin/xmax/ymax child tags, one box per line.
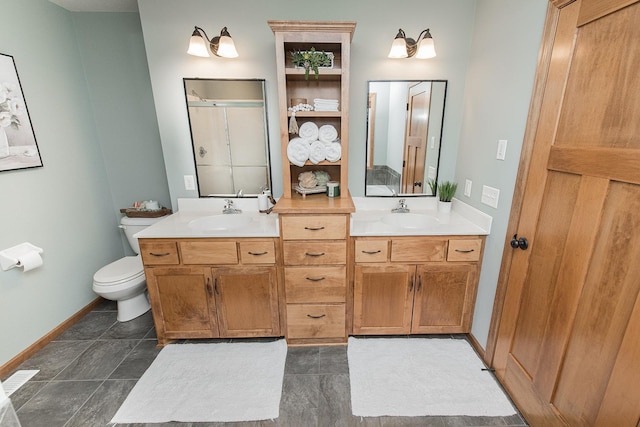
<box><xmin>391</xmin><ymin>198</ymin><xmax>410</xmax><ymax>213</ymax></box>
<box><xmin>223</xmin><ymin>199</ymin><xmax>242</xmax><ymax>214</ymax></box>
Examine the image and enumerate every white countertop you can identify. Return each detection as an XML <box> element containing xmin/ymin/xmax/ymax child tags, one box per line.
<box><xmin>134</xmin><ymin>198</ymin><xmax>279</xmax><ymax>239</ymax></box>
<box><xmin>133</xmin><ymin>197</ymin><xmax>490</xmax><ymax>239</ymax></box>
<box><xmin>350</xmin><ymin>197</ymin><xmax>491</xmax><ymax>236</ymax></box>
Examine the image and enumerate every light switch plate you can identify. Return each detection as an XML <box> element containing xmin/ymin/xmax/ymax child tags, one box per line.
<box><xmin>184</xmin><ymin>175</ymin><xmax>196</xmax><ymax>191</ymax></box>
<box><xmin>496</xmin><ymin>139</ymin><xmax>507</xmax><ymax>160</ymax></box>
<box><xmin>464</xmin><ymin>179</ymin><xmax>472</xmax><ymax>197</ymax></box>
<box><xmin>481</xmin><ymin>185</ymin><xmax>500</xmax><ymax>208</ymax></box>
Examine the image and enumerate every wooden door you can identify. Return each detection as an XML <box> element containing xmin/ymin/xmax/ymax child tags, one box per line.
<box><xmin>214</xmin><ymin>267</ymin><xmax>280</xmax><ymax>337</ymax></box>
<box><xmin>146</xmin><ymin>267</ymin><xmax>219</xmax><ymax>342</ymax></box>
<box><xmin>401</xmin><ymin>82</ymin><xmax>431</xmax><ymax>193</ymax></box>
<box><xmin>412</xmin><ymin>264</ymin><xmax>477</xmax><ymax>334</ymax></box>
<box><xmin>490</xmin><ymin>1</ymin><xmax>640</xmax><ymax>425</ymax></box>
<box><xmin>353</xmin><ymin>264</ymin><xmax>415</xmax><ymax>334</ymax></box>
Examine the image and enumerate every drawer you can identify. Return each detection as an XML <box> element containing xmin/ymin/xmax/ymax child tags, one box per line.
<box><xmin>391</xmin><ymin>238</ymin><xmax>446</xmax><ymax>262</ymax></box>
<box><xmin>447</xmin><ymin>239</ymin><xmax>483</xmax><ymax>262</ymax></box>
<box><xmin>281</xmin><ymin>215</ymin><xmax>346</xmax><ymax>240</ymax></box>
<box><xmin>285</xmin><ymin>266</ymin><xmax>346</xmax><ymax>303</ymax></box>
<box><xmin>286</xmin><ymin>304</ymin><xmax>346</xmax><ymax>339</ymax></box>
<box><xmin>139</xmin><ymin>241</ymin><xmax>179</xmax><ymax>265</ymax></box>
<box><xmin>239</xmin><ymin>241</ymin><xmax>276</xmax><ymax>264</ymax></box>
<box><xmin>355</xmin><ymin>239</ymin><xmax>389</xmax><ymax>263</ymax></box>
<box><xmin>283</xmin><ymin>241</ymin><xmax>347</xmax><ymax>265</ymax></box>
<box><xmin>179</xmin><ymin>241</ymin><xmax>238</xmax><ymax>264</ymax></box>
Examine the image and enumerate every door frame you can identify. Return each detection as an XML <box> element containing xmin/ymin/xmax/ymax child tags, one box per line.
<box><xmin>484</xmin><ymin>0</ymin><xmax>572</xmax><ymax>366</ymax></box>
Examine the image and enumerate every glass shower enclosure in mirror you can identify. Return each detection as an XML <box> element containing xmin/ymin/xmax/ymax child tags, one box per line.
<box><xmin>366</xmin><ymin>80</ymin><xmax>447</xmax><ymax>196</ymax></box>
<box><xmin>184</xmin><ymin>78</ymin><xmax>272</xmax><ymax>197</ymax></box>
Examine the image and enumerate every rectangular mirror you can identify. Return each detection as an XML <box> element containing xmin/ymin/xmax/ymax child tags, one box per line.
<box><xmin>365</xmin><ymin>80</ymin><xmax>447</xmax><ymax>196</ymax></box>
<box><xmin>183</xmin><ymin>78</ymin><xmax>272</xmax><ymax>197</ymax></box>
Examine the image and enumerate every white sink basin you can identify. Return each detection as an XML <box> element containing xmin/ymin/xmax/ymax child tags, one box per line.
<box><xmin>381</xmin><ymin>213</ymin><xmax>438</xmax><ymax>229</ymax></box>
<box><xmin>188</xmin><ymin>214</ymin><xmax>252</xmax><ymax>231</ymax></box>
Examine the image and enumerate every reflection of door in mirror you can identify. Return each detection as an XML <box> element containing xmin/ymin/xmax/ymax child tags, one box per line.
<box><xmin>184</xmin><ymin>79</ymin><xmax>271</xmax><ymax>197</ymax></box>
<box><xmin>365</xmin><ymin>80</ymin><xmax>446</xmax><ymax>197</ymax></box>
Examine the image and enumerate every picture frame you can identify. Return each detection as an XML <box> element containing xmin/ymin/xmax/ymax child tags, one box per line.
<box><xmin>0</xmin><ymin>52</ymin><xmax>42</xmax><ymax>172</ymax></box>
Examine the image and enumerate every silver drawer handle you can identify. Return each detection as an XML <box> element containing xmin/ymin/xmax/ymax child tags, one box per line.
<box><xmin>306</xmin><ymin>314</ymin><xmax>326</xmax><ymax>319</ymax></box>
<box><xmin>305</xmin><ymin>252</ymin><xmax>325</xmax><ymax>257</ymax></box>
<box><xmin>248</xmin><ymin>251</ymin><xmax>268</xmax><ymax>256</ymax></box>
<box><xmin>305</xmin><ymin>276</ymin><xmax>326</xmax><ymax>282</ymax></box>
<box><xmin>362</xmin><ymin>250</ymin><xmax>381</xmax><ymax>255</ymax></box>
<box><xmin>150</xmin><ymin>252</ymin><xmax>171</xmax><ymax>257</ymax></box>
<box><xmin>304</xmin><ymin>226</ymin><xmax>325</xmax><ymax>231</ymax></box>
<box><xmin>454</xmin><ymin>249</ymin><xmax>475</xmax><ymax>253</ymax></box>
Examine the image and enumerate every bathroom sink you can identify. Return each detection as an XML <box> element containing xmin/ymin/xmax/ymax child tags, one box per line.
<box><xmin>188</xmin><ymin>214</ymin><xmax>252</xmax><ymax>231</ymax></box>
<box><xmin>381</xmin><ymin>213</ymin><xmax>438</xmax><ymax>229</ymax></box>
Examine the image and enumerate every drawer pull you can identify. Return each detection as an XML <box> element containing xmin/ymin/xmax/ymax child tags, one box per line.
<box><xmin>454</xmin><ymin>249</ymin><xmax>475</xmax><ymax>253</ymax></box>
<box><xmin>361</xmin><ymin>250</ymin><xmax>382</xmax><ymax>255</ymax></box>
<box><xmin>149</xmin><ymin>252</ymin><xmax>171</xmax><ymax>257</ymax></box>
<box><xmin>248</xmin><ymin>251</ymin><xmax>268</xmax><ymax>256</ymax></box>
<box><xmin>305</xmin><ymin>252</ymin><xmax>325</xmax><ymax>257</ymax></box>
<box><xmin>304</xmin><ymin>226</ymin><xmax>325</xmax><ymax>231</ymax></box>
<box><xmin>306</xmin><ymin>314</ymin><xmax>327</xmax><ymax>319</ymax></box>
<box><xmin>206</xmin><ymin>278</ymin><xmax>213</xmax><ymax>297</ymax></box>
<box><xmin>305</xmin><ymin>276</ymin><xmax>326</xmax><ymax>282</ymax></box>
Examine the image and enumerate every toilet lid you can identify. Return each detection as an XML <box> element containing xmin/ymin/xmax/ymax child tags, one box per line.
<box><xmin>94</xmin><ymin>256</ymin><xmax>144</xmax><ymax>284</ymax></box>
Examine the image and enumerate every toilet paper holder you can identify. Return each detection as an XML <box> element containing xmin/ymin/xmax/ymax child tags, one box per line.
<box><xmin>0</xmin><ymin>242</ymin><xmax>44</xmax><ymax>271</ymax></box>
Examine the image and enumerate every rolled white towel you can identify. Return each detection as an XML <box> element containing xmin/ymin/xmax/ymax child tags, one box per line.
<box><xmin>318</xmin><ymin>125</ymin><xmax>338</xmax><ymax>143</ymax></box>
<box><xmin>298</xmin><ymin>121</ymin><xmax>319</xmax><ymax>142</ymax></box>
<box><xmin>308</xmin><ymin>140</ymin><xmax>327</xmax><ymax>164</ymax></box>
<box><xmin>287</xmin><ymin>137</ymin><xmax>310</xmax><ymax>167</ymax></box>
<box><xmin>325</xmin><ymin>142</ymin><xmax>342</xmax><ymax>162</ymax></box>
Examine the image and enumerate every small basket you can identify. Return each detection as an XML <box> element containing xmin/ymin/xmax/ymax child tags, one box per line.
<box><xmin>290</xmin><ymin>98</ymin><xmax>308</xmax><ymax>107</ymax></box>
<box><xmin>119</xmin><ymin>207</ymin><xmax>172</xmax><ymax>218</ymax></box>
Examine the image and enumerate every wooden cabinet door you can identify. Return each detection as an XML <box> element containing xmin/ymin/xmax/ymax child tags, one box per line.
<box><xmin>490</xmin><ymin>1</ymin><xmax>640</xmax><ymax>425</ymax></box>
<box><xmin>412</xmin><ymin>264</ymin><xmax>477</xmax><ymax>334</ymax></box>
<box><xmin>213</xmin><ymin>267</ymin><xmax>280</xmax><ymax>337</ymax></box>
<box><xmin>353</xmin><ymin>264</ymin><xmax>415</xmax><ymax>335</ymax></box>
<box><xmin>145</xmin><ymin>267</ymin><xmax>219</xmax><ymax>344</ymax></box>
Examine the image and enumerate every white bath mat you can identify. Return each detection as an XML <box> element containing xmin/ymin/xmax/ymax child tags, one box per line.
<box><xmin>347</xmin><ymin>337</ymin><xmax>516</xmax><ymax>417</ymax></box>
<box><xmin>111</xmin><ymin>340</ymin><xmax>287</xmax><ymax>424</ymax></box>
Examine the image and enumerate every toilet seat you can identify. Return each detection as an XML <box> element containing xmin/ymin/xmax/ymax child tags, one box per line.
<box><xmin>93</xmin><ymin>255</ymin><xmax>145</xmax><ymax>286</ymax></box>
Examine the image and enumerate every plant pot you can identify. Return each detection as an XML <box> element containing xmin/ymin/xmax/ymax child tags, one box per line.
<box><xmin>437</xmin><ymin>200</ymin><xmax>452</xmax><ymax>214</ymax></box>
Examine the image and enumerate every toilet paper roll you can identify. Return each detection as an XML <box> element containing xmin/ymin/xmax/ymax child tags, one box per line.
<box><xmin>17</xmin><ymin>251</ymin><xmax>43</xmax><ymax>272</ymax></box>
<box><xmin>258</xmin><ymin>194</ymin><xmax>269</xmax><ymax>211</ymax></box>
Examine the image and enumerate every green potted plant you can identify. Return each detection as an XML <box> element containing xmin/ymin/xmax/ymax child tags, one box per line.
<box><xmin>291</xmin><ymin>47</ymin><xmax>333</xmax><ymax>80</ymax></box>
<box><xmin>427</xmin><ymin>178</ymin><xmax>437</xmax><ymax>197</ymax></box>
<box><xmin>437</xmin><ymin>180</ymin><xmax>458</xmax><ymax>213</ymax></box>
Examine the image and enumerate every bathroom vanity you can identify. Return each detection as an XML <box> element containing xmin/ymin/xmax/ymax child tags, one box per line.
<box><xmin>135</xmin><ymin>197</ymin><xmax>490</xmax><ymax>347</ymax></box>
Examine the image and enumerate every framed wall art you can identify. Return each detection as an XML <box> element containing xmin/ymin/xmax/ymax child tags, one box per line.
<box><xmin>0</xmin><ymin>53</ymin><xmax>42</xmax><ymax>172</ymax></box>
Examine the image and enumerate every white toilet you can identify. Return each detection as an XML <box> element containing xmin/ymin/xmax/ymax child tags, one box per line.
<box><xmin>93</xmin><ymin>216</ymin><xmax>163</xmax><ymax>322</ymax></box>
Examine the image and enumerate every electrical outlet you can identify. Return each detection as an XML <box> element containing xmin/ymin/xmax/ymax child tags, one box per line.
<box><xmin>464</xmin><ymin>179</ymin><xmax>472</xmax><ymax>197</ymax></box>
<box><xmin>481</xmin><ymin>185</ymin><xmax>500</xmax><ymax>208</ymax></box>
<box><xmin>184</xmin><ymin>175</ymin><xmax>196</xmax><ymax>191</ymax></box>
<box><xmin>496</xmin><ymin>139</ymin><xmax>508</xmax><ymax>160</ymax></box>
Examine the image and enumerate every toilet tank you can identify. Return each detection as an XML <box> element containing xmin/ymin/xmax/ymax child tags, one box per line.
<box><xmin>120</xmin><ymin>216</ymin><xmax>165</xmax><ymax>254</ymax></box>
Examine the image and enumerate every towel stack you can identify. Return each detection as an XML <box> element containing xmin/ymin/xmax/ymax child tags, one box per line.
<box><xmin>314</xmin><ymin>98</ymin><xmax>339</xmax><ymax>112</ymax></box>
<box><xmin>287</xmin><ymin>123</ymin><xmax>342</xmax><ymax>165</ymax></box>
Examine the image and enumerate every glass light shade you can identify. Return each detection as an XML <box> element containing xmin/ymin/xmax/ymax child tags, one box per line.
<box><xmin>415</xmin><ymin>37</ymin><xmax>436</xmax><ymax>59</ymax></box>
<box><xmin>187</xmin><ymin>34</ymin><xmax>210</xmax><ymax>57</ymax></box>
<box><xmin>388</xmin><ymin>37</ymin><xmax>408</xmax><ymax>58</ymax></box>
<box><xmin>216</xmin><ymin>35</ymin><xmax>239</xmax><ymax>58</ymax></box>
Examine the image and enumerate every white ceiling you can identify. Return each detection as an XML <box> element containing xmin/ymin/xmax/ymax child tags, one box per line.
<box><xmin>48</xmin><ymin>0</ymin><xmax>138</xmax><ymax>13</ymax></box>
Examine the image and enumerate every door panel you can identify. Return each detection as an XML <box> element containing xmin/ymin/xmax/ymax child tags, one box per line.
<box><xmin>491</xmin><ymin>0</ymin><xmax>640</xmax><ymax>425</ymax></box>
<box><xmin>401</xmin><ymin>82</ymin><xmax>431</xmax><ymax>193</ymax></box>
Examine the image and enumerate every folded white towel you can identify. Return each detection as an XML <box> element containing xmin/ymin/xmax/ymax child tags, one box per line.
<box><xmin>314</xmin><ymin>98</ymin><xmax>339</xmax><ymax>104</ymax></box>
<box><xmin>298</xmin><ymin>122</ymin><xmax>319</xmax><ymax>142</ymax></box>
<box><xmin>287</xmin><ymin>137</ymin><xmax>310</xmax><ymax>167</ymax></box>
<box><xmin>325</xmin><ymin>142</ymin><xmax>342</xmax><ymax>162</ymax></box>
<box><xmin>308</xmin><ymin>140</ymin><xmax>327</xmax><ymax>164</ymax></box>
<box><xmin>318</xmin><ymin>125</ymin><xmax>338</xmax><ymax>143</ymax></box>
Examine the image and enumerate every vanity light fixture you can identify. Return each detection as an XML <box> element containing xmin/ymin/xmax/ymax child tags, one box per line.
<box><xmin>388</xmin><ymin>28</ymin><xmax>436</xmax><ymax>59</ymax></box>
<box><xmin>187</xmin><ymin>26</ymin><xmax>239</xmax><ymax>58</ymax></box>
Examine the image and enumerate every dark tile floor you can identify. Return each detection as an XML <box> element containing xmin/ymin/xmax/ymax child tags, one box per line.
<box><xmin>4</xmin><ymin>299</ymin><xmax>528</xmax><ymax>427</ymax></box>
